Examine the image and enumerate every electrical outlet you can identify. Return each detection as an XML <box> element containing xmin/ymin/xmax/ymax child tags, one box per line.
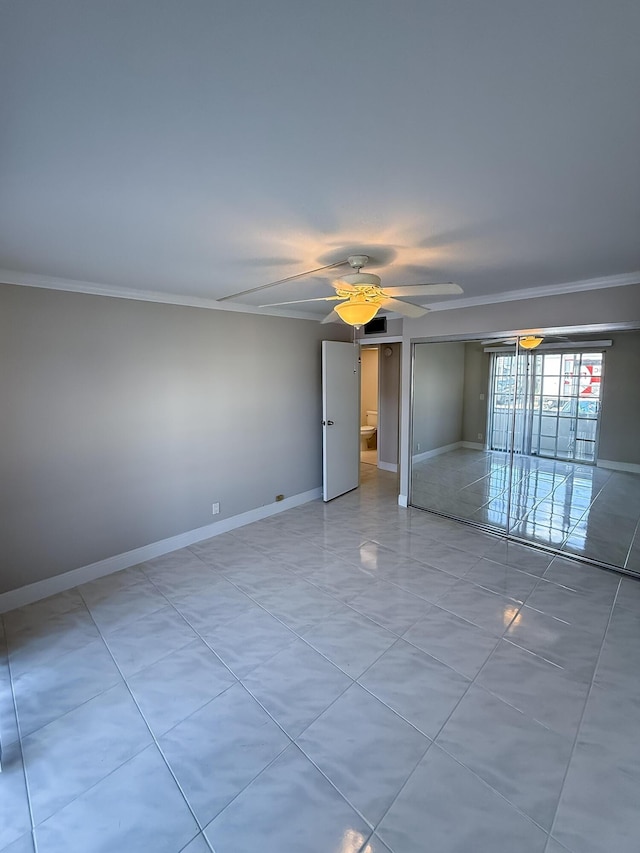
<box><xmin>417</xmin><ymin>443</ymin><xmax>421</xmax><ymax>451</ymax></box>
<box><xmin>212</xmin><ymin>502</ymin><xmax>220</xmax><ymax>515</ymax></box>
<box><xmin>477</xmin><ymin>433</ymin><xmax>483</xmax><ymax>441</ymax></box>
<box><xmin>479</xmin><ymin>393</ymin><xmax>485</xmax><ymax>400</ymax></box>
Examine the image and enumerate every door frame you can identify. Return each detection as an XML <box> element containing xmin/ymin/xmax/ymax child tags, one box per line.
<box><xmin>359</xmin><ymin>338</ymin><xmax>402</xmax><ymax>475</ymax></box>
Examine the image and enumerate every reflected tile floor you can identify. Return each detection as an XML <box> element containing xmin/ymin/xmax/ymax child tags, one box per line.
<box><xmin>411</xmin><ymin>448</ymin><xmax>640</xmax><ymax>571</ymax></box>
<box><xmin>1</xmin><ymin>464</ymin><xmax>639</xmax><ymax>852</ymax></box>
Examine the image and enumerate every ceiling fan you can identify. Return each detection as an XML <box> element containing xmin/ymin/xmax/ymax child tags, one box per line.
<box><xmin>481</xmin><ymin>334</ymin><xmax>570</xmax><ymax>350</ymax></box>
<box><xmin>218</xmin><ymin>255</ymin><xmax>463</xmax><ymax>326</ymax></box>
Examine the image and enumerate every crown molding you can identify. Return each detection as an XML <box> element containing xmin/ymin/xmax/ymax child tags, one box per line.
<box><xmin>423</xmin><ymin>271</ymin><xmax>640</xmax><ymax>312</ymax></box>
<box><xmin>3</xmin><ymin>267</ymin><xmax>639</xmax><ymax>322</ymax></box>
<box><xmin>0</xmin><ymin>269</ymin><xmax>320</xmax><ymax>322</ymax></box>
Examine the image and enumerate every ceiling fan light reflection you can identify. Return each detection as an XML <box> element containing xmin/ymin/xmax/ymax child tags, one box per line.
<box><xmin>334</xmin><ymin>299</ymin><xmax>380</xmax><ymax>327</ymax></box>
<box><xmin>519</xmin><ymin>336</ymin><xmax>544</xmax><ymax>350</ymax></box>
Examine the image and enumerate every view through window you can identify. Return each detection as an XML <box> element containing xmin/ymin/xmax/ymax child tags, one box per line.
<box><xmin>488</xmin><ymin>351</ymin><xmax>603</xmax><ymax>463</ymax></box>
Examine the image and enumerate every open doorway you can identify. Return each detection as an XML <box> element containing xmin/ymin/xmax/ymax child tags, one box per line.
<box><xmin>359</xmin><ymin>343</ymin><xmax>401</xmax><ymax>472</ymax></box>
<box><xmin>360</xmin><ymin>347</ymin><xmax>379</xmax><ymax>465</ymax></box>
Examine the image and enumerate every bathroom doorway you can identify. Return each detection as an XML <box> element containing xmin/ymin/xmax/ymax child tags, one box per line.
<box><xmin>359</xmin><ymin>343</ymin><xmax>401</xmax><ymax>472</ymax></box>
<box><xmin>360</xmin><ymin>346</ymin><xmax>379</xmax><ymax>465</ymax></box>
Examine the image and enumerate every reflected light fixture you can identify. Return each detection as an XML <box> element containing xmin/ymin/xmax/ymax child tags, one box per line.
<box><xmin>334</xmin><ymin>294</ymin><xmax>381</xmax><ymax>327</ymax></box>
<box><xmin>518</xmin><ymin>335</ymin><xmax>544</xmax><ymax>350</ymax></box>
<box><xmin>503</xmin><ymin>605</ymin><xmax>523</xmax><ymax>627</ymax></box>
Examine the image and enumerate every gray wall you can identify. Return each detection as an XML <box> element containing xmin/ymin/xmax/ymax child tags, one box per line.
<box><xmin>462</xmin><ymin>342</ymin><xmax>490</xmax><ymax>445</ymax></box>
<box><xmin>412</xmin><ymin>342</ymin><xmax>465</xmax><ymax>455</ymax></box>
<box><xmin>378</xmin><ymin>343</ymin><xmax>401</xmax><ymax>467</ymax></box>
<box><xmin>599</xmin><ymin>331</ymin><xmax>640</xmax><ymax>465</ymax></box>
<box><xmin>0</xmin><ymin>285</ymin><xmax>348</xmax><ymax>595</ymax></box>
<box><xmin>404</xmin><ymin>284</ymin><xmax>640</xmax><ymax>341</ymax></box>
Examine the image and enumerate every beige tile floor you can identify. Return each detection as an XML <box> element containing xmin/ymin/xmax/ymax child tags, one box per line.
<box><xmin>1</xmin><ymin>465</ymin><xmax>639</xmax><ymax>852</ymax></box>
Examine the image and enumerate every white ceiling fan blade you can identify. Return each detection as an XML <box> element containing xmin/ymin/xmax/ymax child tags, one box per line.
<box><xmin>379</xmin><ymin>297</ymin><xmax>429</xmax><ymax>318</ymax></box>
<box><xmin>320</xmin><ymin>309</ymin><xmax>341</xmax><ymax>324</ymax></box>
<box><xmin>218</xmin><ymin>259</ymin><xmax>350</xmax><ymax>302</ymax></box>
<box><xmin>382</xmin><ymin>283</ymin><xmax>462</xmax><ymax>297</ymax></box>
<box><xmin>480</xmin><ymin>338</ymin><xmax>516</xmax><ymax>346</ymax></box>
<box><xmin>258</xmin><ymin>296</ymin><xmax>343</xmax><ymax>307</ymax></box>
<box><xmin>330</xmin><ymin>280</ymin><xmax>357</xmax><ymax>292</ymax></box>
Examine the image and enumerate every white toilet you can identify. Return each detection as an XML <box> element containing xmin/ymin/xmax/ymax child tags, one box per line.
<box><xmin>360</xmin><ymin>410</ymin><xmax>378</xmax><ymax>451</ymax></box>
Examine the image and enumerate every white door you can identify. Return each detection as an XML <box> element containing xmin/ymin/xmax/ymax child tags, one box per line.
<box><xmin>322</xmin><ymin>341</ymin><xmax>360</xmax><ymax>501</ymax></box>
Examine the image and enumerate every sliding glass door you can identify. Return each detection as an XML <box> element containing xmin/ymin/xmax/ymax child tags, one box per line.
<box><xmin>529</xmin><ymin>351</ymin><xmax>602</xmax><ymax>463</ymax></box>
<box><xmin>489</xmin><ymin>350</ymin><xmax>603</xmax><ymax>464</ymax></box>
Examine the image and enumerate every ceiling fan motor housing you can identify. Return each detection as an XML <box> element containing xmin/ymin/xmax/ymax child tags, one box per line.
<box><xmin>347</xmin><ymin>255</ymin><xmax>370</xmax><ymax>270</ymax></box>
<box><xmin>339</xmin><ymin>273</ymin><xmax>382</xmax><ymax>288</ymax></box>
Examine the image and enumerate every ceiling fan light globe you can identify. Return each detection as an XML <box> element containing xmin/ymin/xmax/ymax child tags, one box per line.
<box><xmin>519</xmin><ymin>336</ymin><xmax>544</xmax><ymax>350</ymax></box>
<box><xmin>334</xmin><ymin>300</ymin><xmax>380</xmax><ymax>327</ymax></box>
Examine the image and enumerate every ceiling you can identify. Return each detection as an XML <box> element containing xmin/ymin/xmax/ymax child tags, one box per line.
<box><xmin>1</xmin><ymin>1</ymin><xmax>639</xmax><ymax>318</ymax></box>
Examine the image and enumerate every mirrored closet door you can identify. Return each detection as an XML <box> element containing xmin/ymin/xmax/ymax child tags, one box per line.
<box><xmin>410</xmin><ymin>331</ymin><xmax>640</xmax><ymax>575</ymax></box>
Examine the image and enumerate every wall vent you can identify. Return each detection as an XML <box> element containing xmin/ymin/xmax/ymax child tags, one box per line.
<box><xmin>364</xmin><ymin>317</ymin><xmax>387</xmax><ymax>335</ymax></box>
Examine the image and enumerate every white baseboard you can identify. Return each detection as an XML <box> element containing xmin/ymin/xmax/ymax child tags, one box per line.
<box><xmin>0</xmin><ymin>487</ymin><xmax>322</xmax><ymax>613</ymax></box>
<box><xmin>597</xmin><ymin>459</ymin><xmax>640</xmax><ymax>474</ymax></box>
<box><xmin>412</xmin><ymin>441</ymin><xmax>462</xmax><ymax>465</ymax></box>
<box><xmin>378</xmin><ymin>461</ymin><xmax>398</xmax><ymax>473</ymax></box>
<box><xmin>398</xmin><ymin>494</ymin><xmax>408</xmax><ymax>508</ymax></box>
<box><xmin>461</xmin><ymin>441</ymin><xmax>485</xmax><ymax>450</ymax></box>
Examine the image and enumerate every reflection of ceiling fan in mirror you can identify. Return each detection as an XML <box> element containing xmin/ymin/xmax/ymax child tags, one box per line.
<box><xmin>482</xmin><ymin>334</ymin><xmax>570</xmax><ymax>350</ymax></box>
<box><xmin>218</xmin><ymin>255</ymin><xmax>463</xmax><ymax>326</ymax></box>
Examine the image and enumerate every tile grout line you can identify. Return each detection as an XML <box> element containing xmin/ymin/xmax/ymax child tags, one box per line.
<box><xmin>418</xmin><ymin>453</ymin><xmax>637</xmax><ymax>573</ymax></box>
<box><xmin>545</xmin><ymin>575</ymin><xmax>623</xmax><ymax>850</ymax></box>
<box><xmin>139</xmin><ymin>568</ymin><xmax>376</xmax><ymax>842</ymax></box>
<box><xmin>186</xmin><ymin>534</ymin><xmax>474</xmax><ymax>668</ymax></box>
<box><xmin>5</xmin><ymin>611</ymin><xmax>142</xmax><ymax>736</ymax></box>
<box><xmin>374</xmin><ymin>560</ymin><xmax>617</xmax><ymax>738</ymax></box>
<box><xmin>95</xmin><ymin>567</ymin><xmax>355</xmax><ymax>848</ymax></box>
<box><xmin>243</xmin><ymin>532</ymin><xmax>540</xmax><ymax>647</ymax></box>
<box><xmin>210</xmin><ymin>552</ymin><xmax>494</xmax><ymax>685</ymax></box>
<box><xmin>132</xmin><ymin>601</ymin><xmax>296</xmax><ymax>845</ymax></box>
<box><xmin>155</xmin><ymin>594</ymin><xmax>390</xmax><ymax>841</ymax></box>
<box><xmin>180</xmin><ymin>550</ymin><xmax>518</xmax><ymax>760</ymax></box>
<box><xmin>297</xmin><ymin>735</ymin><xmax>431</xmax><ymax>843</ymax></box>
<box><xmin>2</xmin><ymin>612</ymin><xmax>41</xmax><ymax>853</ymax></box>
<box><xmin>622</xmin><ymin>514</ymin><xmax>640</xmax><ymax>570</ymax></box>
<box><xmin>520</xmin><ymin>469</ymin><xmax>602</xmax><ymax>549</ymax></box>
<box><xmin>49</xmin><ymin>590</ymin><xmax>212</xmax><ymax>851</ymax></box>
<box><xmin>84</xmin><ymin>568</ymin><xmax>312</xmax><ymax>853</ymax></box>
<box><xmin>5</xmin><ymin>470</ymin><xmax>632</xmax><ymax>852</ymax></box>
<box><xmin>358</xmin><ymin>560</ymin><xmax>560</xmax><ymax>851</ymax></box>
<box><xmin>129</xmin><ymin>518</ymin><xmax>569</xmax><ymax>804</ymax></box>
<box><xmin>144</xmin><ymin>550</ymin><xmax>456</xmax><ymax>840</ymax></box>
